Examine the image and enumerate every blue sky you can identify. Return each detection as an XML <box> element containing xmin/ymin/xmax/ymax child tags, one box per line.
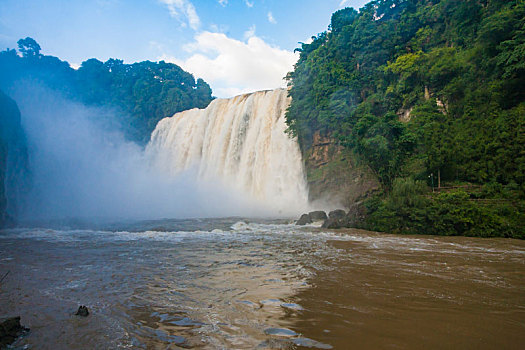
<box><xmin>0</xmin><ymin>0</ymin><xmax>369</xmax><ymax>97</ymax></box>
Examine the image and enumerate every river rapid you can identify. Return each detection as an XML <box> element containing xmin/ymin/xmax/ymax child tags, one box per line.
<box><xmin>1</xmin><ymin>219</ymin><xmax>524</xmax><ymax>349</ymax></box>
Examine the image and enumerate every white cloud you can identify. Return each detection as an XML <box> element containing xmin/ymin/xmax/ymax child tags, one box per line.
<box><xmin>244</xmin><ymin>0</ymin><xmax>254</xmax><ymax>7</ymax></box>
<box><xmin>244</xmin><ymin>25</ymin><xmax>256</xmax><ymax>39</ymax></box>
<box><xmin>209</xmin><ymin>23</ymin><xmax>230</xmax><ymax>33</ymax></box>
<box><xmin>339</xmin><ymin>0</ymin><xmax>367</xmax><ymax>8</ymax></box>
<box><xmin>159</xmin><ymin>0</ymin><xmax>200</xmax><ymax>30</ymax></box>
<box><xmin>159</xmin><ymin>31</ymin><xmax>298</xmax><ymax>98</ymax></box>
<box><xmin>218</xmin><ymin>0</ymin><xmax>228</xmax><ymax>6</ymax></box>
<box><xmin>267</xmin><ymin>11</ymin><xmax>276</xmax><ymax>24</ymax></box>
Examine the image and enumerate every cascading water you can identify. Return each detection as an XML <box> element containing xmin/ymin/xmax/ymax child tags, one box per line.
<box><xmin>146</xmin><ymin>88</ymin><xmax>309</xmax><ymax>215</ymax></box>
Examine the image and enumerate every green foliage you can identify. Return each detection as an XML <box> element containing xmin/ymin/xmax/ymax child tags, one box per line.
<box><xmin>365</xmin><ymin>186</ymin><xmax>524</xmax><ymax>239</ymax></box>
<box><xmin>17</xmin><ymin>37</ymin><xmax>41</xmax><ymax>58</ymax></box>
<box><xmin>0</xmin><ymin>39</ymin><xmax>213</xmax><ymax>144</ymax></box>
<box><xmin>287</xmin><ymin>0</ymin><xmax>525</xmax><ymax>237</ymax></box>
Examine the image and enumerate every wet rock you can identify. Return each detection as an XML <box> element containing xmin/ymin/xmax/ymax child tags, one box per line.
<box><xmin>321</xmin><ymin>217</ymin><xmax>342</xmax><ymax>229</ymax></box>
<box><xmin>344</xmin><ymin>201</ymin><xmax>367</xmax><ymax>227</ymax></box>
<box><xmin>295</xmin><ymin>213</ymin><xmax>312</xmax><ymax>225</ymax></box>
<box><xmin>75</xmin><ymin>305</ymin><xmax>89</xmax><ymax>317</ymax></box>
<box><xmin>308</xmin><ymin>210</ymin><xmax>327</xmax><ymax>221</ymax></box>
<box><xmin>322</xmin><ymin>209</ymin><xmax>348</xmax><ymax>228</ymax></box>
<box><xmin>328</xmin><ymin>209</ymin><xmax>346</xmax><ymax>220</ymax></box>
<box><xmin>0</xmin><ymin>316</ymin><xmax>29</xmax><ymax>348</ymax></box>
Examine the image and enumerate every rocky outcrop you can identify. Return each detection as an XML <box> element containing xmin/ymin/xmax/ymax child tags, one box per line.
<box><xmin>75</xmin><ymin>305</ymin><xmax>90</xmax><ymax>317</ymax></box>
<box><xmin>0</xmin><ymin>316</ymin><xmax>29</xmax><ymax>348</ymax></box>
<box><xmin>345</xmin><ymin>201</ymin><xmax>367</xmax><ymax>227</ymax></box>
<box><xmin>295</xmin><ymin>210</ymin><xmax>329</xmax><ymax>225</ymax></box>
<box><xmin>321</xmin><ymin>209</ymin><xmax>347</xmax><ymax>229</ymax></box>
<box><xmin>295</xmin><ymin>214</ymin><xmax>313</xmax><ymax>225</ymax></box>
<box><xmin>311</xmin><ymin>203</ymin><xmax>368</xmax><ymax>229</ymax></box>
<box><xmin>0</xmin><ymin>90</ymin><xmax>28</xmax><ymax>228</ymax></box>
<box><xmin>321</xmin><ymin>217</ymin><xmax>343</xmax><ymax>229</ymax></box>
<box><xmin>308</xmin><ymin>210</ymin><xmax>327</xmax><ymax>221</ymax></box>
<box><xmin>328</xmin><ymin>209</ymin><xmax>346</xmax><ymax>220</ymax></box>
<box><xmin>397</xmin><ymin>107</ymin><xmax>413</xmax><ymax>122</ymax></box>
<box><xmin>304</xmin><ymin>131</ymin><xmax>379</xmax><ymax>209</ymax></box>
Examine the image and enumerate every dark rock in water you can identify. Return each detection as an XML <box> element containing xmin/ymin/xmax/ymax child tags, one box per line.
<box><xmin>75</xmin><ymin>305</ymin><xmax>89</xmax><ymax>317</ymax></box>
<box><xmin>328</xmin><ymin>209</ymin><xmax>346</xmax><ymax>220</ymax></box>
<box><xmin>322</xmin><ymin>217</ymin><xmax>342</xmax><ymax>229</ymax></box>
<box><xmin>345</xmin><ymin>201</ymin><xmax>367</xmax><ymax>227</ymax></box>
<box><xmin>322</xmin><ymin>204</ymin><xmax>367</xmax><ymax>229</ymax></box>
<box><xmin>295</xmin><ymin>213</ymin><xmax>312</xmax><ymax>225</ymax></box>
<box><xmin>308</xmin><ymin>210</ymin><xmax>327</xmax><ymax>221</ymax></box>
<box><xmin>0</xmin><ymin>316</ymin><xmax>29</xmax><ymax>348</ymax></box>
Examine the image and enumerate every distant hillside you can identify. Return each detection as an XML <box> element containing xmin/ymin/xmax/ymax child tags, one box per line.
<box><xmin>0</xmin><ymin>38</ymin><xmax>213</xmax><ymax>144</ymax></box>
<box><xmin>286</xmin><ymin>0</ymin><xmax>525</xmax><ymax>238</ymax></box>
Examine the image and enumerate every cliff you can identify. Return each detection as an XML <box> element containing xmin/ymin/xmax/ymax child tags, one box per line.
<box><xmin>0</xmin><ymin>90</ymin><xmax>28</xmax><ymax>227</ymax></box>
<box><xmin>304</xmin><ymin>131</ymin><xmax>379</xmax><ymax>208</ymax></box>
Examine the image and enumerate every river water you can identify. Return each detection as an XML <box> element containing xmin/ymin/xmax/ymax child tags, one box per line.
<box><xmin>1</xmin><ymin>218</ymin><xmax>524</xmax><ymax>349</ymax></box>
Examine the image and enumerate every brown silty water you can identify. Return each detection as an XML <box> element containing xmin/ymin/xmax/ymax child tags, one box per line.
<box><xmin>1</xmin><ymin>219</ymin><xmax>524</xmax><ymax>349</ymax></box>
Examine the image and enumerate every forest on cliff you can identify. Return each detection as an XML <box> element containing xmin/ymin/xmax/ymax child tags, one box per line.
<box><xmin>286</xmin><ymin>0</ymin><xmax>525</xmax><ymax>238</ymax></box>
<box><xmin>0</xmin><ymin>38</ymin><xmax>213</xmax><ymax>143</ymax></box>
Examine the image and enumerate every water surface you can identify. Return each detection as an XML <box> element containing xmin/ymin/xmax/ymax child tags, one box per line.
<box><xmin>1</xmin><ymin>219</ymin><xmax>524</xmax><ymax>349</ymax></box>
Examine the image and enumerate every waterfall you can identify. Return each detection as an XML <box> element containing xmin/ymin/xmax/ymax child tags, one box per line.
<box><xmin>146</xmin><ymin>88</ymin><xmax>309</xmax><ymax>215</ymax></box>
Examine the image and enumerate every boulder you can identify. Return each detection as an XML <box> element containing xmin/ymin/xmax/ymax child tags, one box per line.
<box><xmin>308</xmin><ymin>210</ymin><xmax>327</xmax><ymax>221</ymax></box>
<box><xmin>321</xmin><ymin>217</ymin><xmax>342</xmax><ymax>229</ymax></box>
<box><xmin>328</xmin><ymin>209</ymin><xmax>346</xmax><ymax>220</ymax></box>
<box><xmin>295</xmin><ymin>214</ymin><xmax>312</xmax><ymax>225</ymax></box>
<box><xmin>345</xmin><ymin>202</ymin><xmax>367</xmax><ymax>227</ymax></box>
<box><xmin>75</xmin><ymin>305</ymin><xmax>89</xmax><ymax>317</ymax></box>
<box><xmin>0</xmin><ymin>316</ymin><xmax>29</xmax><ymax>348</ymax></box>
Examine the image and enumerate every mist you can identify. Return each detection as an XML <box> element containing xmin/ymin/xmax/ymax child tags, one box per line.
<box><xmin>9</xmin><ymin>82</ymin><xmax>273</xmax><ymax>222</ymax></box>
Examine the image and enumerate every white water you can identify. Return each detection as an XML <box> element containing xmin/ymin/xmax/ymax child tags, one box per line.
<box><xmin>146</xmin><ymin>88</ymin><xmax>309</xmax><ymax>215</ymax></box>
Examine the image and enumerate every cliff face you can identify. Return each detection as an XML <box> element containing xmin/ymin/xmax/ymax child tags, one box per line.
<box><xmin>0</xmin><ymin>90</ymin><xmax>28</xmax><ymax>227</ymax></box>
<box><xmin>304</xmin><ymin>132</ymin><xmax>379</xmax><ymax>209</ymax></box>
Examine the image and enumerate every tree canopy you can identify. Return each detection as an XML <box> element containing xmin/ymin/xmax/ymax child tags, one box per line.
<box><xmin>0</xmin><ymin>39</ymin><xmax>213</xmax><ymax>143</ymax></box>
<box><xmin>287</xmin><ymin>0</ymin><xmax>525</xmax><ymax>188</ymax></box>
<box><xmin>286</xmin><ymin>0</ymin><xmax>525</xmax><ymax>237</ymax></box>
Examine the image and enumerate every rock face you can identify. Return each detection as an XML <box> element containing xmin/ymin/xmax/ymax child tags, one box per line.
<box><xmin>0</xmin><ymin>316</ymin><xmax>29</xmax><ymax>348</ymax></box>
<box><xmin>321</xmin><ymin>209</ymin><xmax>346</xmax><ymax>229</ymax></box>
<box><xmin>295</xmin><ymin>213</ymin><xmax>313</xmax><ymax>225</ymax></box>
<box><xmin>345</xmin><ymin>202</ymin><xmax>367</xmax><ymax>227</ymax></box>
<box><xmin>308</xmin><ymin>210</ymin><xmax>327</xmax><ymax>221</ymax></box>
<box><xmin>303</xmin><ymin>131</ymin><xmax>379</xmax><ymax>208</ymax></box>
<box><xmin>321</xmin><ymin>217</ymin><xmax>343</xmax><ymax>229</ymax></box>
<box><xmin>328</xmin><ymin>209</ymin><xmax>346</xmax><ymax>220</ymax></box>
<box><xmin>320</xmin><ymin>203</ymin><xmax>367</xmax><ymax>229</ymax></box>
<box><xmin>296</xmin><ymin>211</ymin><xmax>329</xmax><ymax>225</ymax></box>
<box><xmin>0</xmin><ymin>90</ymin><xmax>28</xmax><ymax>228</ymax></box>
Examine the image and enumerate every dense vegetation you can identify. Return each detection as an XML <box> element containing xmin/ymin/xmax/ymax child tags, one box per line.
<box><xmin>286</xmin><ymin>0</ymin><xmax>525</xmax><ymax>238</ymax></box>
<box><xmin>0</xmin><ymin>38</ymin><xmax>213</xmax><ymax>143</ymax></box>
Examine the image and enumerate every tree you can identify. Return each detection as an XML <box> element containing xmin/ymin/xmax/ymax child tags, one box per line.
<box><xmin>17</xmin><ymin>37</ymin><xmax>41</xmax><ymax>58</ymax></box>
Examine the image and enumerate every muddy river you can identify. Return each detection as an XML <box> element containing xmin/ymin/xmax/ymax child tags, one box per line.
<box><xmin>1</xmin><ymin>219</ymin><xmax>524</xmax><ymax>349</ymax></box>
